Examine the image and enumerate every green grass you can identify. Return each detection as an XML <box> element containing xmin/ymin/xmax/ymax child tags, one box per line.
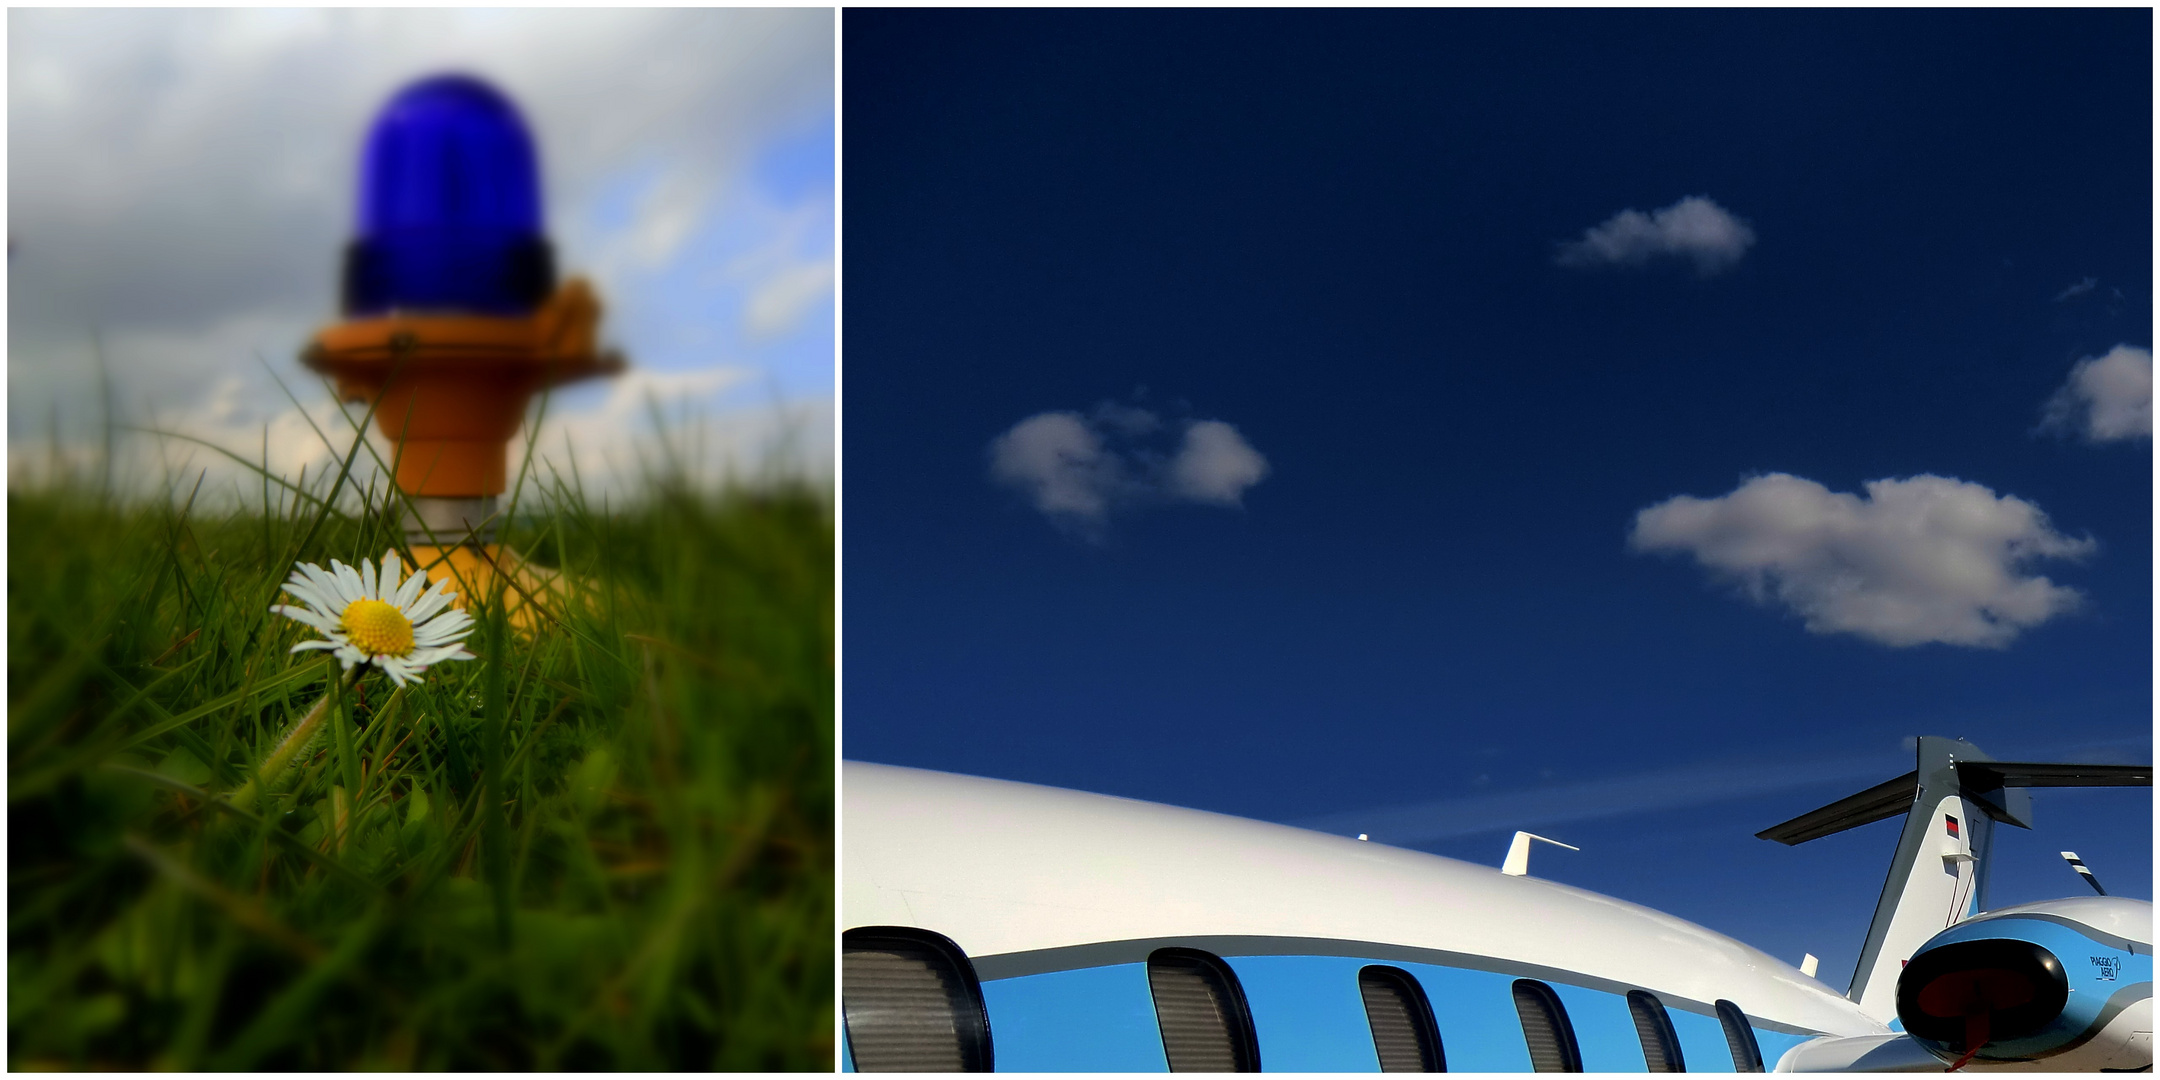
<box><xmin>8</xmin><ymin>443</ymin><xmax>833</xmax><ymax>1069</ymax></box>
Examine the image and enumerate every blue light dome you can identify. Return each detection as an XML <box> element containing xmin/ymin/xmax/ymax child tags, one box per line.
<box><xmin>342</xmin><ymin>74</ymin><xmax>554</xmax><ymax>316</ymax></box>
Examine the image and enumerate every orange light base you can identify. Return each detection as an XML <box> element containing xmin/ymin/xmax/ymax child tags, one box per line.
<box><xmin>408</xmin><ymin>544</ymin><xmax>564</xmax><ymax>636</ymax></box>
<box><xmin>304</xmin><ymin>278</ymin><xmax>624</xmax><ymax>499</ymax></box>
<box><xmin>308</xmin><ymin>279</ymin><xmax>622</xmax><ymax>638</ymax></box>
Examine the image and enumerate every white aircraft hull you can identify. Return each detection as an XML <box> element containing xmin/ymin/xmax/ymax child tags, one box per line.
<box><xmin>844</xmin><ymin>761</ymin><xmax>1886</xmax><ymax>1071</ymax></box>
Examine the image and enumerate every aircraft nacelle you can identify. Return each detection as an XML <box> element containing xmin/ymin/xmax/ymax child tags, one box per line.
<box><xmin>1778</xmin><ymin>896</ymin><xmax>2152</xmax><ymax>1073</ymax></box>
<box><xmin>1895</xmin><ymin>897</ymin><xmax>2151</xmax><ymax>1071</ymax></box>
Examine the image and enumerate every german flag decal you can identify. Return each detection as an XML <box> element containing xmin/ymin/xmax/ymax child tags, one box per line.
<box><xmin>1944</xmin><ymin>815</ymin><xmax>1960</xmax><ymax>838</ymax></box>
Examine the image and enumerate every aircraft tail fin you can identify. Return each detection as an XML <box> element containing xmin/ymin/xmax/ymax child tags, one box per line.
<box><xmin>1757</xmin><ymin>736</ymin><xmax>2150</xmax><ymax>1023</ymax></box>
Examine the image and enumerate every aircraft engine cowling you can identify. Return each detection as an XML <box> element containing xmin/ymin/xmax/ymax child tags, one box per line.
<box><xmin>1893</xmin><ymin>898</ymin><xmax>2152</xmax><ymax>1072</ymax></box>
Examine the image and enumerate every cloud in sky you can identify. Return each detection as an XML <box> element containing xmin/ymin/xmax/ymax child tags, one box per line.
<box><xmin>1629</xmin><ymin>473</ymin><xmax>2093</xmax><ymax>648</ymax></box>
<box><xmin>8</xmin><ymin>8</ymin><xmax>833</xmax><ymax>497</ymax></box>
<box><xmin>2053</xmin><ymin>276</ymin><xmax>2099</xmax><ymax>302</ymax></box>
<box><xmin>989</xmin><ymin>413</ymin><xmax>1116</xmax><ymax>521</ymax></box>
<box><xmin>989</xmin><ymin>403</ymin><xmax>1270</xmax><ymax>534</ymax></box>
<box><xmin>513</xmin><ymin>369</ymin><xmax>834</xmax><ymax>496</ymax></box>
<box><xmin>2041</xmin><ymin>344</ymin><xmax>2152</xmax><ymax>442</ymax></box>
<box><xmin>1169</xmin><ymin>420</ymin><xmax>1272</xmax><ymax>505</ymax></box>
<box><xmin>1556</xmin><ymin>194</ymin><xmax>1755</xmax><ymax>275</ymax></box>
<box><xmin>9</xmin><ymin>362</ymin><xmax>832</xmax><ymax>510</ymax></box>
<box><xmin>1297</xmin><ymin>732</ymin><xmax>2152</xmax><ymax>845</ymax></box>
<box><xmin>745</xmin><ymin>259</ymin><xmax>837</xmax><ymax>340</ymax></box>
<box><xmin>1300</xmin><ymin>747</ymin><xmax>1898</xmax><ymax>844</ymax></box>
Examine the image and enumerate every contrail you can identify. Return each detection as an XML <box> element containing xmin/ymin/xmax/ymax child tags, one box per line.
<box><xmin>1296</xmin><ymin>749</ymin><xmax>1897</xmax><ymax>845</ymax></box>
<box><xmin>1296</xmin><ymin>732</ymin><xmax>2151</xmax><ymax>845</ymax></box>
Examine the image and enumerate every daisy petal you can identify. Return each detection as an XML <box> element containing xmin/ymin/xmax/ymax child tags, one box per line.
<box><xmin>407</xmin><ymin>645</ymin><xmax>463</xmax><ymax>666</ymax></box>
<box><xmin>415</xmin><ymin>608</ymin><xmax>473</xmax><ymax>635</ymax></box>
<box><xmin>308</xmin><ymin>562</ymin><xmax>356</xmax><ymax>609</ymax></box>
<box><xmin>361</xmin><ymin>556</ymin><xmax>380</xmax><ymax>601</ymax></box>
<box><xmin>290</xmin><ymin>565</ymin><xmax>330</xmax><ymax>607</ymax></box>
<box><xmin>290</xmin><ymin>640</ymin><xmax>341</xmax><ymax>654</ymax></box>
<box><xmin>334</xmin><ymin>561</ymin><xmax>366</xmax><ymax>605</ymax></box>
<box><xmin>410</xmin><ymin>630</ymin><xmax>470</xmax><ymax>652</ymax></box>
<box><xmin>406</xmin><ymin>580</ymin><xmax>459</xmax><ymax>623</ymax></box>
<box><xmin>280</xmin><ymin>579</ymin><xmax>338</xmax><ymax>616</ymax></box>
<box><xmin>271</xmin><ymin>605</ymin><xmax>340</xmax><ymax>633</ymax></box>
<box><xmin>379</xmin><ymin>552</ymin><xmax>403</xmax><ymax>603</ymax></box>
<box><xmin>412</xmin><ymin>628</ymin><xmax>471</xmax><ymax>651</ymax></box>
<box><xmin>395</xmin><ymin>565</ymin><xmax>429</xmax><ymax>609</ymax></box>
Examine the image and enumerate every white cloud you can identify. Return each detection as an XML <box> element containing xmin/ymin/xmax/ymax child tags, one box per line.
<box><xmin>12</xmin><ymin>364</ymin><xmax>830</xmax><ymax>508</ymax></box>
<box><xmin>2053</xmin><ymin>276</ymin><xmax>2099</xmax><ymax>302</ymax></box>
<box><xmin>1299</xmin><ymin>746</ymin><xmax>1900</xmax><ymax>843</ymax></box>
<box><xmin>744</xmin><ymin>259</ymin><xmax>835</xmax><ymax>339</ymax></box>
<box><xmin>624</xmin><ymin>171</ymin><xmax>713</xmax><ymax>273</ymax></box>
<box><xmin>989</xmin><ymin>412</ymin><xmax>1116</xmax><ymax>522</ymax></box>
<box><xmin>1629</xmin><ymin>473</ymin><xmax>2093</xmax><ymax>648</ymax></box>
<box><xmin>988</xmin><ymin>403</ymin><xmax>1269</xmax><ymax>534</ymax></box>
<box><xmin>1169</xmin><ymin>420</ymin><xmax>1271</xmax><ymax>505</ymax></box>
<box><xmin>1557</xmin><ymin>194</ymin><xmax>1756</xmax><ymax>275</ymax></box>
<box><xmin>512</xmin><ymin>367</ymin><xmax>831</xmax><ymax>494</ymax></box>
<box><xmin>2042</xmin><ymin>344</ymin><xmax>2152</xmax><ymax>442</ymax></box>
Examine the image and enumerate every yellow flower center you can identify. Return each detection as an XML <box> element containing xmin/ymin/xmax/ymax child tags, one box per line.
<box><xmin>341</xmin><ymin>599</ymin><xmax>415</xmax><ymax>657</ymax></box>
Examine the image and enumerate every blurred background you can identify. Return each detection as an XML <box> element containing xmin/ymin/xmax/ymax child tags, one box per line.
<box><xmin>9</xmin><ymin>8</ymin><xmax>834</xmax><ymax>498</ymax></box>
<box><xmin>8</xmin><ymin>10</ymin><xmax>834</xmax><ymax>1070</ymax></box>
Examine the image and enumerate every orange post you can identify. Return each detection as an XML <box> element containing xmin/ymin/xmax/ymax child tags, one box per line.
<box><xmin>303</xmin><ymin>277</ymin><xmax>623</xmax><ymax>623</ymax></box>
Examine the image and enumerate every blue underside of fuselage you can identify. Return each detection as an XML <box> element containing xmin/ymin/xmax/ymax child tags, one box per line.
<box><xmin>841</xmin><ymin>952</ymin><xmax>1819</xmax><ymax>1072</ymax></box>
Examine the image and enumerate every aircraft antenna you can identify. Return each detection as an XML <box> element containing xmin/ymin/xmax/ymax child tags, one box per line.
<box><xmin>2059</xmin><ymin>851</ymin><xmax>2108</xmax><ymax>895</ymax></box>
<box><xmin>1500</xmin><ymin>831</ymin><xmax>1579</xmax><ymax>877</ymax></box>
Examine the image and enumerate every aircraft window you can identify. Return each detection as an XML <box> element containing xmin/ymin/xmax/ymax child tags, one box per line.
<box><xmin>1147</xmin><ymin>948</ymin><xmax>1261</xmax><ymax>1072</ymax></box>
<box><xmin>1714</xmin><ymin>999</ymin><xmax>1764</xmax><ymax>1073</ymax></box>
<box><xmin>1359</xmin><ymin>966</ymin><xmax>1446</xmax><ymax>1072</ymax></box>
<box><xmin>841</xmin><ymin>926</ymin><xmax>993</xmax><ymax>1072</ymax></box>
<box><xmin>1625</xmin><ymin>990</ymin><xmax>1685</xmax><ymax>1072</ymax></box>
<box><xmin>1510</xmin><ymin>980</ymin><xmax>1582</xmax><ymax>1073</ymax></box>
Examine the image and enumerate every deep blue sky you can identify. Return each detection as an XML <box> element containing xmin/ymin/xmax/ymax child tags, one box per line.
<box><xmin>842</xmin><ymin>9</ymin><xmax>2151</xmax><ymax>991</ymax></box>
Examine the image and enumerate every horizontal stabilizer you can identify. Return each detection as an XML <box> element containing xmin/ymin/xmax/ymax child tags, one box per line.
<box><xmin>1755</xmin><ymin>771</ymin><xmax>1918</xmax><ymax>846</ymax></box>
<box><xmin>1956</xmin><ymin>761</ymin><xmax>2152</xmax><ymax>789</ymax></box>
<box><xmin>1757</xmin><ymin>758</ymin><xmax>2153</xmax><ymax>847</ymax></box>
<box><xmin>1757</xmin><ymin>738</ymin><xmax>2152</xmax><ymax>1021</ymax></box>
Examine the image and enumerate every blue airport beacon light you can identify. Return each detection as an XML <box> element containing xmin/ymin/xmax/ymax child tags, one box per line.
<box><xmin>309</xmin><ymin>72</ymin><xmax>620</xmax><ymax>621</ymax></box>
<box><xmin>342</xmin><ymin>74</ymin><xmax>554</xmax><ymax>317</ymax></box>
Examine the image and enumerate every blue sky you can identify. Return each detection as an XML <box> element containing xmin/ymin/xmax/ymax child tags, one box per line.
<box><xmin>841</xmin><ymin>9</ymin><xmax>2151</xmax><ymax>991</ymax></box>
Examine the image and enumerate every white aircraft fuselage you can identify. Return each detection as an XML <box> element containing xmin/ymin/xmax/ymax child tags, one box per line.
<box><xmin>842</xmin><ymin>745</ymin><xmax>2150</xmax><ymax>1073</ymax></box>
<box><xmin>844</xmin><ymin>761</ymin><xmax>1879</xmax><ymax>1071</ymax></box>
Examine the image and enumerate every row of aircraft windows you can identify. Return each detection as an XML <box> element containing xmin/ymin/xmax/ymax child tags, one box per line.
<box><xmin>841</xmin><ymin>927</ymin><xmax>1770</xmax><ymax>1073</ymax></box>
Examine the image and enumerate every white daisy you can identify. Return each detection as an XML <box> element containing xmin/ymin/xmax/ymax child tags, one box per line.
<box><xmin>271</xmin><ymin>551</ymin><xmax>477</xmax><ymax>687</ymax></box>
